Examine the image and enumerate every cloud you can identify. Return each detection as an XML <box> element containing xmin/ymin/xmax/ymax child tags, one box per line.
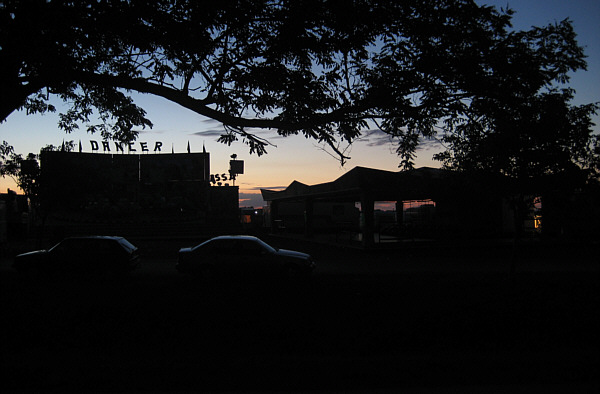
<box><xmin>239</xmin><ymin>192</ymin><xmax>266</xmax><ymax>208</ymax></box>
<box><xmin>190</xmin><ymin>126</ymin><xmax>282</xmax><ymax>140</ymax></box>
<box><xmin>137</xmin><ymin>128</ymin><xmax>166</xmax><ymax>135</ymax></box>
<box><xmin>199</xmin><ymin>118</ymin><xmax>221</xmax><ymax>125</ymax></box>
<box><xmin>191</xmin><ymin>129</ymin><xmax>226</xmax><ymax>138</ymax></box>
<box><xmin>417</xmin><ymin>137</ymin><xmax>443</xmax><ymax>151</ymax></box>
<box><xmin>187</xmin><ymin>125</ymin><xmax>444</xmax><ymax>154</ymax></box>
<box><xmin>245</xmin><ymin>185</ymin><xmax>288</xmax><ymax>191</ymax></box>
<box><xmin>356</xmin><ymin>129</ymin><xmax>443</xmax><ymax>151</ymax></box>
<box><xmin>358</xmin><ymin>129</ymin><xmax>392</xmax><ymax>147</ymax></box>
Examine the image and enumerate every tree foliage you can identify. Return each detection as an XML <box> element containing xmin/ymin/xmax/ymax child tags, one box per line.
<box><xmin>0</xmin><ymin>0</ymin><xmax>596</xmax><ymax>168</ymax></box>
<box><xmin>431</xmin><ymin>13</ymin><xmax>599</xmax><ymax>183</ymax></box>
<box><xmin>0</xmin><ymin>140</ymin><xmax>75</xmax><ymax>199</ymax></box>
<box><xmin>433</xmin><ymin>88</ymin><xmax>598</xmax><ymax>239</ymax></box>
<box><xmin>1</xmin><ymin>140</ymin><xmax>39</xmax><ymax>198</ymax></box>
<box><xmin>434</xmin><ymin>90</ymin><xmax>599</xmax><ymax>184</ymax></box>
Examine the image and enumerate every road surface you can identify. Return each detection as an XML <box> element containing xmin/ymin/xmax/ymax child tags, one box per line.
<box><xmin>0</xmin><ymin>242</ymin><xmax>598</xmax><ymax>392</ymax></box>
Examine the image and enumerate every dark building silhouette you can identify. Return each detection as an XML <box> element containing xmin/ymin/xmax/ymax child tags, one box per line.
<box><xmin>262</xmin><ymin>167</ymin><xmax>526</xmax><ymax>247</ymax></box>
<box><xmin>1</xmin><ymin>190</ymin><xmax>29</xmax><ymax>243</ymax></box>
<box><xmin>39</xmin><ymin>151</ymin><xmax>239</xmax><ymax>239</ymax></box>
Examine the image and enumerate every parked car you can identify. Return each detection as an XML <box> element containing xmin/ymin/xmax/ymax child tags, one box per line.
<box><xmin>13</xmin><ymin>236</ymin><xmax>140</xmax><ymax>277</ymax></box>
<box><xmin>177</xmin><ymin>235</ymin><xmax>315</xmax><ymax>280</ymax></box>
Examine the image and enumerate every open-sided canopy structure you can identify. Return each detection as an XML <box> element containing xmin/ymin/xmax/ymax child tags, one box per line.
<box><xmin>261</xmin><ymin>167</ymin><xmax>502</xmax><ymax>247</ymax></box>
<box><xmin>262</xmin><ymin>167</ymin><xmax>456</xmax><ymax>203</ymax></box>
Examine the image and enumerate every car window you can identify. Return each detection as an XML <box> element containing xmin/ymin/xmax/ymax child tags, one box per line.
<box><xmin>95</xmin><ymin>240</ymin><xmax>121</xmax><ymax>254</ymax></box>
<box><xmin>50</xmin><ymin>238</ymin><xmax>82</xmax><ymax>254</ymax></box>
<box><xmin>79</xmin><ymin>240</ymin><xmax>94</xmax><ymax>252</ymax></box>
<box><xmin>226</xmin><ymin>240</ymin><xmax>246</xmax><ymax>255</ymax></box>
<box><xmin>50</xmin><ymin>238</ymin><xmax>125</xmax><ymax>256</ymax></box>
<box><xmin>201</xmin><ymin>239</ymin><xmax>234</xmax><ymax>254</ymax></box>
<box><xmin>49</xmin><ymin>239</ymin><xmax>94</xmax><ymax>259</ymax></box>
<box><xmin>240</xmin><ymin>240</ymin><xmax>265</xmax><ymax>256</ymax></box>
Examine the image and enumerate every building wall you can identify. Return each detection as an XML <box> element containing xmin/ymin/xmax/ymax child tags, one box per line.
<box><xmin>40</xmin><ymin>151</ymin><xmax>211</xmax><ymax>218</ymax></box>
<box><xmin>265</xmin><ymin>200</ymin><xmax>359</xmax><ymax>233</ymax></box>
<box><xmin>38</xmin><ymin>151</ymin><xmax>241</xmax><ymax>234</ymax></box>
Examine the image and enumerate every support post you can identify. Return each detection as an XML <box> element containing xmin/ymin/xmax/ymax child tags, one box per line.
<box><xmin>304</xmin><ymin>198</ymin><xmax>314</xmax><ymax>238</ymax></box>
<box><xmin>361</xmin><ymin>194</ymin><xmax>375</xmax><ymax>249</ymax></box>
<box><xmin>269</xmin><ymin>201</ymin><xmax>280</xmax><ymax>233</ymax></box>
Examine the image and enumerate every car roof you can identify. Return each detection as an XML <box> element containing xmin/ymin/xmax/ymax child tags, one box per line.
<box><xmin>62</xmin><ymin>236</ymin><xmax>126</xmax><ymax>241</ymax></box>
<box><xmin>195</xmin><ymin>235</ymin><xmax>263</xmax><ymax>249</ymax></box>
<box><xmin>193</xmin><ymin>235</ymin><xmax>275</xmax><ymax>251</ymax></box>
<box><xmin>56</xmin><ymin>236</ymin><xmax>137</xmax><ymax>252</ymax></box>
<box><xmin>210</xmin><ymin>235</ymin><xmax>260</xmax><ymax>242</ymax></box>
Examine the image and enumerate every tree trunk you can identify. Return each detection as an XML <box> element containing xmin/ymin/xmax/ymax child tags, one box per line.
<box><xmin>509</xmin><ymin>195</ymin><xmax>528</xmax><ymax>281</ymax></box>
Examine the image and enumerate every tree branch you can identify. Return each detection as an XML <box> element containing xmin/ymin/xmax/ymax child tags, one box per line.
<box><xmin>71</xmin><ymin>71</ymin><xmax>376</xmax><ymax>132</ymax></box>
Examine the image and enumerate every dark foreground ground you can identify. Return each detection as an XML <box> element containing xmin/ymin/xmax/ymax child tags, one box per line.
<box><xmin>0</xmin><ymin>238</ymin><xmax>598</xmax><ymax>393</ymax></box>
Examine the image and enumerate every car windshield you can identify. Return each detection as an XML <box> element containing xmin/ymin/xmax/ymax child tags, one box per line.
<box><xmin>254</xmin><ymin>238</ymin><xmax>277</xmax><ymax>253</ymax></box>
<box><xmin>117</xmin><ymin>238</ymin><xmax>137</xmax><ymax>253</ymax></box>
<box><xmin>48</xmin><ymin>238</ymin><xmax>74</xmax><ymax>252</ymax></box>
<box><xmin>48</xmin><ymin>237</ymin><xmax>136</xmax><ymax>253</ymax></box>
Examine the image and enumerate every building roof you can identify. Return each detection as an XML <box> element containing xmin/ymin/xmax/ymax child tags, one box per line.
<box><xmin>261</xmin><ymin>166</ymin><xmax>457</xmax><ymax>202</ymax></box>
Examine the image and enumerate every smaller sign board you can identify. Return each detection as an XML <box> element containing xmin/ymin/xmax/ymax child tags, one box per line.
<box><xmin>229</xmin><ymin>160</ymin><xmax>244</xmax><ymax>175</ymax></box>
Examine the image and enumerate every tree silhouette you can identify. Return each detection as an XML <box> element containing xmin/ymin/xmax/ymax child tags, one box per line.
<box><xmin>1</xmin><ymin>142</ymin><xmax>38</xmax><ymax>198</ymax></box>
<box><xmin>0</xmin><ymin>141</ymin><xmax>76</xmax><ymax>201</ymax></box>
<box><xmin>434</xmin><ymin>79</ymin><xmax>598</xmax><ymax>275</ymax></box>
<box><xmin>436</xmin><ymin>88</ymin><xmax>598</xmax><ymax>227</ymax></box>
<box><xmin>0</xmin><ymin>0</ymin><xmax>594</xmax><ymax>167</ymax></box>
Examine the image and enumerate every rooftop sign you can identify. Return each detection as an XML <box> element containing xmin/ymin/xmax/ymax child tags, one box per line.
<box><xmin>89</xmin><ymin>140</ymin><xmax>164</xmax><ymax>153</ymax></box>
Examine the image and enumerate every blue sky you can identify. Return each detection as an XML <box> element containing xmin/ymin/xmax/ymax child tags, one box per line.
<box><xmin>1</xmin><ymin>0</ymin><xmax>599</xmax><ymax>208</ymax></box>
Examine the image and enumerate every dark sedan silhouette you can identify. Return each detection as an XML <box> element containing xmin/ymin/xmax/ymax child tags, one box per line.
<box><xmin>177</xmin><ymin>235</ymin><xmax>315</xmax><ymax>280</ymax></box>
<box><xmin>13</xmin><ymin>236</ymin><xmax>140</xmax><ymax>277</ymax></box>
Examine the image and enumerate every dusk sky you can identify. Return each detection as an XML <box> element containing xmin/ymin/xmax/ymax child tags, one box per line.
<box><xmin>2</xmin><ymin>0</ymin><xmax>599</xmax><ymax>208</ymax></box>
